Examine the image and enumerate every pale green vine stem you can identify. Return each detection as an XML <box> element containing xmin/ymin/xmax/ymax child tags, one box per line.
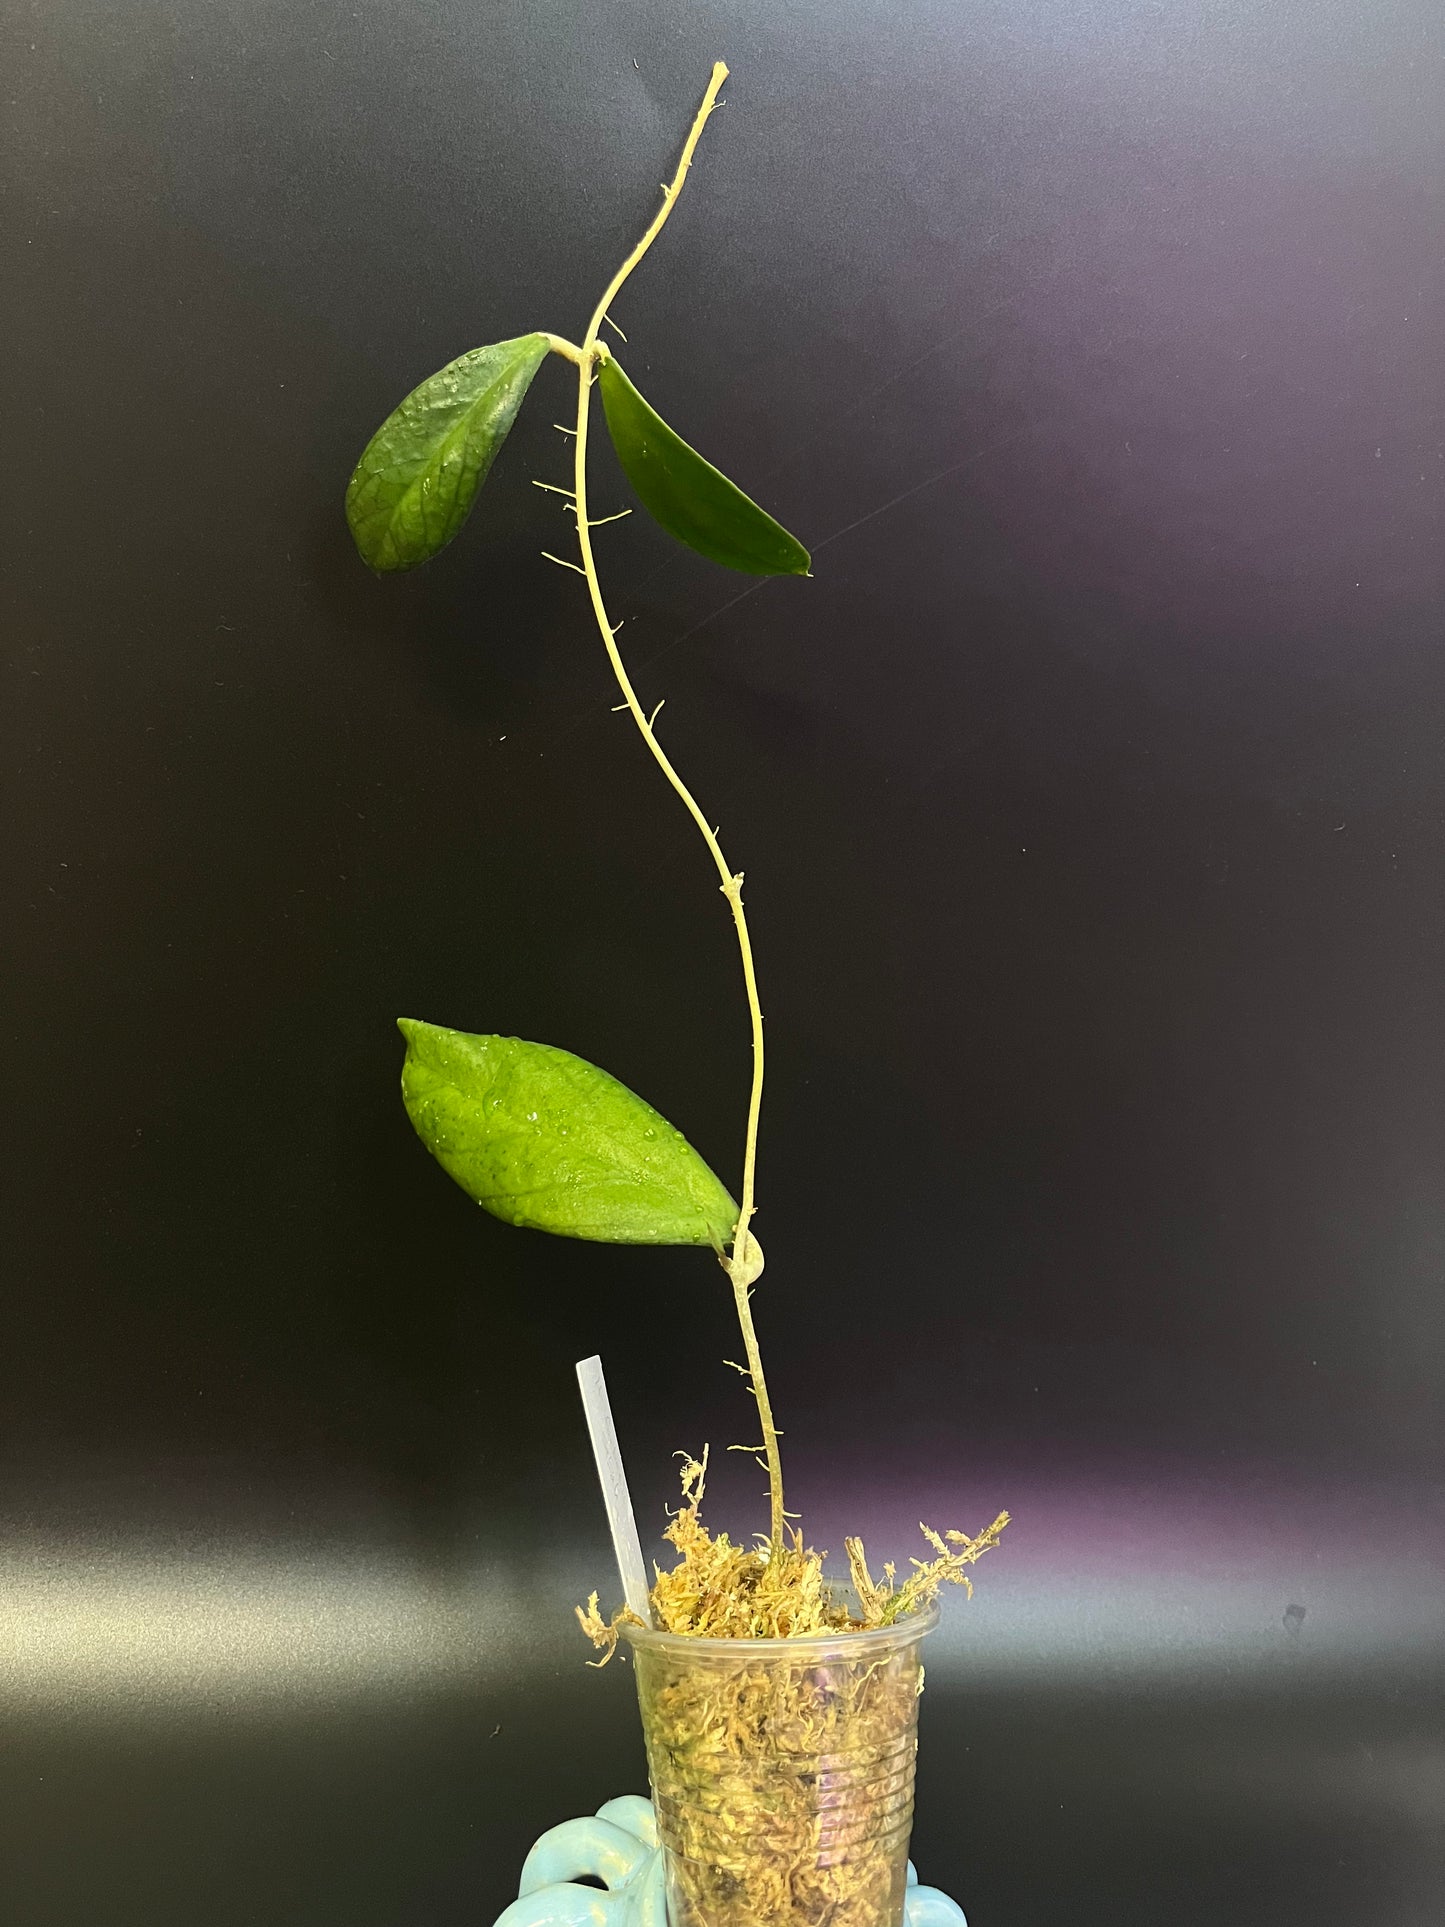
<box><xmin>547</xmin><ymin>60</ymin><xmax>786</xmax><ymax>1552</ymax></box>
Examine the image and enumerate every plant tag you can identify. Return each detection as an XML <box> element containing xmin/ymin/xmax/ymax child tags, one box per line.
<box><xmin>576</xmin><ymin>1355</ymin><xmax>654</xmax><ymax>1625</ymax></box>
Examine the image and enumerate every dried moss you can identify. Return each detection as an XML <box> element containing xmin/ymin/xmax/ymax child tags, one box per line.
<box><xmin>632</xmin><ymin>1618</ymin><xmax>923</xmax><ymax>1927</ymax></box>
<box><xmin>575</xmin><ymin>1460</ymin><xmax>1008</xmax><ymax>1927</ymax></box>
<box><xmin>577</xmin><ymin>1450</ymin><xmax>1009</xmax><ymax>1658</ymax></box>
<box><xmin>575</xmin><ymin>1458</ymin><xmax>1005</xmax><ymax>1927</ymax></box>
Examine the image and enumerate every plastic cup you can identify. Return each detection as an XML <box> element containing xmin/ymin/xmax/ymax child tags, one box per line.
<box><xmin>624</xmin><ymin>1602</ymin><xmax>938</xmax><ymax>1927</ymax></box>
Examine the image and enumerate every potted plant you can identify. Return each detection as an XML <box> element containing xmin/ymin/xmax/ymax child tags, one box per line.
<box><xmin>346</xmin><ymin>60</ymin><xmax>1006</xmax><ymax>1927</ymax></box>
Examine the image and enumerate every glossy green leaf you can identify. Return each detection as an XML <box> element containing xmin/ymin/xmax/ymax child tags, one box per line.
<box><xmin>398</xmin><ymin>1019</ymin><xmax>738</xmax><ymax>1247</ymax></box>
<box><xmin>597</xmin><ymin>355</ymin><xmax>810</xmax><ymax>577</ymax></box>
<box><xmin>346</xmin><ymin>334</ymin><xmax>550</xmax><ymax>572</ymax></box>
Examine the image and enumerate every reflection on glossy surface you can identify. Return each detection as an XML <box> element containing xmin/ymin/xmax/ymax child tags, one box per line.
<box><xmin>1</xmin><ymin>1468</ymin><xmax>1438</xmax><ymax>1713</ymax></box>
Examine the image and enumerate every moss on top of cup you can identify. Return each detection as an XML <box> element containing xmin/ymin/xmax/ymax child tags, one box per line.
<box><xmin>578</xmin><ymin>1453</ymin><xmax>1008</xmax><ymax>1657</ymax></box>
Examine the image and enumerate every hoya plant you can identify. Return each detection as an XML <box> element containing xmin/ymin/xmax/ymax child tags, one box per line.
<box><xmin>347</xmin><ymin>61</ymin><xmax>1005</xmax><ymax>1642</ymax></box>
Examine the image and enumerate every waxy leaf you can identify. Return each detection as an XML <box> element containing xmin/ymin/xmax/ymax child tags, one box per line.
<box><xmin>346</xmin><ymin>334</ymin><xmax>550</xmax><ymax>571</ymax></box>
<box><xmin>398</xmin><ymin>1019</ymin><xmax>738</xmax><ymax>1247</ymax></box>
<box><xmin>598</xmin><ymin>355</ymin><xmax>810</xmax><ymax>577</ymax></box>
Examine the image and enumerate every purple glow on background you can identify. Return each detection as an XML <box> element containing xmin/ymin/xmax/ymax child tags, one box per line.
<box><xmin>786</xmin><ymin>1458</ymin><xmax>1442</xmax><ymax>1678</ymax></box>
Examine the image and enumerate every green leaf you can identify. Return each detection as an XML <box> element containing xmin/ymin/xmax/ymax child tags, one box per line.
<box><xmin>346</xmin><ymin>333</ymin><xmax>550</xmax><ymax>572</ymax></box>
<box><xmin>398</xmin><ymin>1019</ymin><xmax>738</xmax><ymax>1248</ymax></box>
<box><xmin>597</xmin><ymin>355</ymin><xmax>810</xmax><ymax>577</ymax></box>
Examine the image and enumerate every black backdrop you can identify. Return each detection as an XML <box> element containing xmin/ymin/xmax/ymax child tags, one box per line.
<box><xmin>3</xmin><ymin>2</ymin><xmax>1442</xmax><ymax>1923</ymax></box>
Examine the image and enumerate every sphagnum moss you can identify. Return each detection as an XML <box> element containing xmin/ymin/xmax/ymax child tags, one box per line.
<box><xmin>575</xmin><ymin>1463</ymin><xmax>1007</xmax><ymax>1927</ymax></box>
<box><xmin>578</xmin><ymin>1453</ymin><xmax>1010</xmax><ymax>1656</ymax></box>
<box><xmin>633</xmin><ymin>1627</ymin><xmax>924</xmax><ymax>1927</ymax></box>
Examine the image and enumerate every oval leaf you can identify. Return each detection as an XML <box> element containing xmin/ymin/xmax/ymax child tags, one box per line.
<box><xmin>598</xmin><ymin>355</ymin><xmax>810</xmax><ymax>577</ymax></box>
<box><xmin>346</xmin><ymin>333</ymin><xmax>550</xmax><ymax>572</ymax></box>
<box><xmin>398</xmin><ymin>1019</ymin><xmax>738</xmax><ymax>1248</ymax></box>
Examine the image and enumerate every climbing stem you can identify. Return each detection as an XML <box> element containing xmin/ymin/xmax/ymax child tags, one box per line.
<box><xmin>559</xmin><ymin>61</ymin><xmax>785</xmax><ymax>1552</ymax></box>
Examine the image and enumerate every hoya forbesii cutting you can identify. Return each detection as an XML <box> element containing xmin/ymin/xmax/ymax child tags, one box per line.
<box><xmin>346</xmin><ymin>58</ymin><xmax>1007</xmax><ymax>1648</ymax></box>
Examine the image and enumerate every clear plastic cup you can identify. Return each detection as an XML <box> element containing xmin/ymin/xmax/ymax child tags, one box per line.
<box><xmin>624</xmin><ymin>1601</ymin><xmax>938</xmax><ymax>1927</ymax></box>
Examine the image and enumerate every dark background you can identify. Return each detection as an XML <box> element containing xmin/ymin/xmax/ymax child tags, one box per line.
<box><xmin>3</xmin><ymin>1</ymin><xmax>1442</xmax><ymax>1922</ymax></box>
